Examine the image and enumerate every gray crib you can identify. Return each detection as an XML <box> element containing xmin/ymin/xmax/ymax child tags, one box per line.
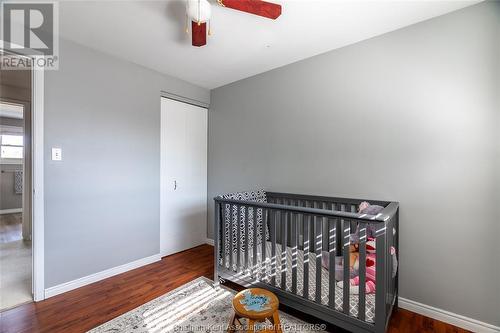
<box><xmin>213</xmin><ymin>190</ymin><xmax>399</xmax><ymax>333</ymax></box>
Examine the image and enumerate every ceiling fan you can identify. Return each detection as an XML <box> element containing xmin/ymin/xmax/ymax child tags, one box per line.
<box><xmin>185</xmin><ymin>0</ymin><xmax>282</xmax><ymax>47</ymax></box>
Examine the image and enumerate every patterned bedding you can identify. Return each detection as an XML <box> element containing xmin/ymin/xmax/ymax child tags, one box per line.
<box><xmin>221</xmin><ymin>189</ymin><xmax>268</xmax><ymax>254</ymax></box>
<box><xmin>221</xmin><ymin>241</ymin><xmax>375</xmax><ymax>323</ymax></box>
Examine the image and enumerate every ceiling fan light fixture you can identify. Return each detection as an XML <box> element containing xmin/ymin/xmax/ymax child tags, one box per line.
<box><xmin>186</xmin><ymin>0</ymin><xmax>211</xmax><ymax>24</ymax></box>
<box><xmin>185</xmin><ymin>0</ymin><xmax>212</xmax><ymax>47</ymax></box>
<box><xmin>184</xmin><ymin>0</ymin><xmax>282</xmax><ymax>47</ymax></box>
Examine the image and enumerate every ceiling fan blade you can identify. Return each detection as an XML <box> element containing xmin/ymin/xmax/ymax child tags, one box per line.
<box><xmin>191</xmin><ymin>21</ymin><xmax>207</xmax><ymax>47</ymax></box>
<box><xmin>220</xmin><ymin>0</ymin><xmax>281</xmax><ymax>20</ymax></box>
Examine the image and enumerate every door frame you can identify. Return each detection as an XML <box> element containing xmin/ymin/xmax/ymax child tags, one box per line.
<box><xmin>0</xmin><ymin>43</ymin><xmax>45</xmax><ymax>301</ymax></box>
<box><xmin>161</xmin><ymin>91</ymin><xmax>210</xmax><ymax>109</ymax></box>
<box><xmin>32</xmin><ymin>59</ymin><xmax>45</xmax><ymax>301</ymax></box>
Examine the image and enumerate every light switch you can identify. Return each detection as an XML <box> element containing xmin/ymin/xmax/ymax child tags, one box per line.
<box><xmin>52</xmin><ymin>148</ymin><xmax>62</xmax><ymax>161</ymax></box>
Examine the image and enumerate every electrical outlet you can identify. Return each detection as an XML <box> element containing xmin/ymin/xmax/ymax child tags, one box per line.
<box><xmin>52</xmin><ymin>148</ymin><xmax>62</xmax><ymax>161</ymax></box>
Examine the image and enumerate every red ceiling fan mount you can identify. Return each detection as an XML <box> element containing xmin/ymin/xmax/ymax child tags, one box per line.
<box><xmin>186</xmin><ymin>0</ymin><xmax>282</xmax><ymax>47</ymax></box>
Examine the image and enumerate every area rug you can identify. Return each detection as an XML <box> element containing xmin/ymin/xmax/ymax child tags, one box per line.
<box><xmin>88</xmin><ymin>277</ymin><xmax>327</xmax><ymax>333</ymax></box>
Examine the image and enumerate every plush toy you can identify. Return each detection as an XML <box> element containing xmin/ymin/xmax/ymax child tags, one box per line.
<box><xmin>321</xmin><ymin>248</ymin><xmax>359</xmax><ymax>281</ymax></box>
<box><xmin>321</xmin><ymin>201</ymin><xmax>383</xmax><ymax>276</ymax></box>
<box><xmin>321</xmin><ymin>201</ymin><xmax>398</xmax><ymax>290</ymax></box>
<box><xmin>337</xmin><ymin>239</ymin><xmax>377</xmax><ymax>294</ymax></box>
<box><xmin>350</xmin><ymin>201</ymin><xmax>384</xmax><ymax>243</ymax></box>
<box><xmin>337</xmin><ymin>239</ymin><xmax>398</xmax><ymax>294</ymax></box>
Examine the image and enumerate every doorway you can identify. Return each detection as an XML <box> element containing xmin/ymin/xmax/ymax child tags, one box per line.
<box><xmin>160</xmin><ymin>97</ymin><xmax>207</xmax><ymax>257</ymax></box>
<box><xmin>0</xmin><ymin>64</ymin><xmax>33</xmax><ymax>310</ymax></box>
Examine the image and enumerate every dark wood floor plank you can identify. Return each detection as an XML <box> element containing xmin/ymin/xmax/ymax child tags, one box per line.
<box><xmin>0</xmin><ymin>244</ymin><xmax>470</xmax><ymax>333</ymax></box>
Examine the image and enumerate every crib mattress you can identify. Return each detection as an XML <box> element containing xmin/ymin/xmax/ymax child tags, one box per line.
<box><xmin>221</xmin><ymin>241</ymin><xmax>375</xmax><ymax>323</ymax></box>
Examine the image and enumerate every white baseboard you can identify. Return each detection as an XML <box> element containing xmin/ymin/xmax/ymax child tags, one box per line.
<box><xmin>0</xmin><ymin>208</ymin><xmax>22</xmax><ymax>215</ymax></box>
<box><xmin>399</xmin><ymin>297</ymin><xmax>500</xmax><ymax>333</ymax></box>
<box><xmin>44</xmin><ymin>253</ymin><xmax>161</xmax><ymax>298</ymax></box>
<box><xmin>205</xmin><ymin>238</ymin><xmax>214</xmax><ymax>246</ymax></box>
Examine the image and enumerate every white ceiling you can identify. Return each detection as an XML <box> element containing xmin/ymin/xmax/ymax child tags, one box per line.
<box><xmin>58</xmin><ymin>0</ymin><xmax>480</xmax><ymax>89</ymax></box>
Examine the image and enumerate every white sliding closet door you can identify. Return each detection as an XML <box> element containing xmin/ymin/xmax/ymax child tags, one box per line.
<box><xmin>160</xmin><ymin>97</ymin><xmax>207</xmax><ymax>257</ymax></box>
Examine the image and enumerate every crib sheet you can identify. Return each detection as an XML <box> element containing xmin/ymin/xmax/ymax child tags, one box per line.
<box><xmin>221</xmin><ymin>241</ymin><xmax>375</xmax><ymax>323</ymax></box>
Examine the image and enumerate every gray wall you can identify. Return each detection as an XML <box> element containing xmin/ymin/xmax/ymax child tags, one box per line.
<box><xmin>44</xmin><ymin>38</ymin><xmax>209</xmax><ymax>287</ymax></box>
<box><xmin>208</xmin><ymin>2</ymin><xmax>499</xmax><ymax>326</ymax></box>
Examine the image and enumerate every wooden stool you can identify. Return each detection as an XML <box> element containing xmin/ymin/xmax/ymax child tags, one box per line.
<box><xmin>228</xmin><ymin>288</ymin><xmax>282</xmax><ymax>333</ymax></box>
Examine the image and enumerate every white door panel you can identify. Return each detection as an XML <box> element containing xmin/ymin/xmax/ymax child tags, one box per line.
<box><xmin>160</xmin><ymin>97</ymin><xmax>207</xmax><ymax>257</ymax></box>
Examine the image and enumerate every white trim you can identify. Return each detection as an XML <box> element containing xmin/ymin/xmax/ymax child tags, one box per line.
<box><xmin>0</xmin><ymin>208</ymin><xmax>23</xmax><ymax>214</ymax></box>
<box><xmin>399</xmin><ymin>297</ymin><xmax>500</xmax><ymax>333</ymax></box>
<box><xmin>32</xmin><ymin>56</ymin><xmax>45</xmax><ymax>302</ymax></box>
<box><xmin>44</xmin><ymin>254</ymin><xmax>162</xmax><ymax>299</ymax></box>
<box><xmin>205</xmin><ymin>238</ymin><xmax>214</xmax><ymax>246</ymax></box>
<box><xmin>160</xmin><ymin>91</ymin><xmax>210</xmax><ymax>109</ymax></box>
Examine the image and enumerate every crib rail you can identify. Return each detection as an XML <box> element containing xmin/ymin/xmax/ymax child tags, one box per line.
<box><xmin>216</xmin><ymin>196</ymin><xmax>397</xmax><ymax>223</ymax></box>
<box><xmin>214</xmin><ymin>192</ymin><xmax>399</xmax><ymax>333</ymax></box>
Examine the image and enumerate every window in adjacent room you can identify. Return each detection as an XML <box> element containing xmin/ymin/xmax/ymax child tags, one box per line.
<box><xmin>0</xmin><ymin>134</ymin><xmax>24</xmax><ymax>159</ymax></box>
<box><xmin>0</xmin><ymin>102</ymin><xmax>24</xmax><ymax>161</ymax></box>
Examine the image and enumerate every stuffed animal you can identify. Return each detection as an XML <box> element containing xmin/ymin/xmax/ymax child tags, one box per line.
<box><xmin>321</xmin><ymin>247</ymin><xmax>359</xmax><ymax>281</ymax></box>
<box><xmin>337</xmin><ymin>239</ymin><xmax>398</xmax><ymax>294</ymax></box>
<box><xmin>322</xmin><ymin>201</ymin><xmax>383</xmax><ymax>276</ymax></box>
<box><xmin>321</xmin><ymin>201</ymin><xmax>398</xmax><ymax>289</ymax></box>
<box><xmin>350</xmin><ymin>201</ymin><xmax>384</xmax><ymax>243</ymax></box>
<box><xmin>337</xmin><ymin>239</ymin><xmax>377</xmax><ymax>294</ymax></box>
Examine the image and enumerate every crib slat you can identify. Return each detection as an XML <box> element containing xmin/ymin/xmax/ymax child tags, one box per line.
<box><xmin>291</xmin><ymin>213</ymin><xmax>298</xmax><ymax>294</ymax></box>
<box><xmin>262</xmin><ymin>208</ymin><xmax>267</xmax><ymax>279</ymax></box>
<box><xmin>244</xmin><ymin>206</ymin><xmax>249</xmax><ymax>272</ymax></box>
<box><xmin>271</xmin><ymin>210</ymin><xmax>277</xmax><ymax>286</ymax></box>
<box><xmin>229</xmin><ymin>204</ymin><xmax>235</xmax><ymax>271</ymax></box>
<box><xmin>375</xmin><ymin>223</ymin><xmax>387</xmax><ymax>330</ymax></box>
<box><xmin>237</xmin><ymin>205</ymin><xmax>241</xmax><ymax>271</ymax></box>
<box><xmin>335</xmin><ymin>204</ymin><xmax>342</xmax><ymax>254</ymax></box>
<box><xmin>253</xmin><ymin>207</ymin><xmax>258</xmax><ymax>277</ymax></box>
<box><xmin>342</xmin><ymin>219</ymin><xmax>350</xmax><ymax>314</ymax></box>
<box><xmin>221</xmin><ymin>204</ymin><xmax>226</xmax><ymax>270</ymax></box>
<box><xmin>322</xmin><ymin>202</ymin><xmax>328</xmax><ymax>251</ymax></box>
<box><xmin>328</xmin><ymin>218</ymin><xmax>336</xmax><ymax>309</ymax></box>
<box><xmin>303</xmin><ymin>213</ymin><xmax>310</xmax><ymax>300</ymax></box>
<box><xmin>358</xmin><ymin>225</ymin><xmax>367</xmax><ymax>321</ymax></box>
<box><xmin>281</xmin><ymin>211</ymin><xmax>287</xmax><ymax>291</ymax></box>
<box><xmin>215</xmin><ymin>201</ymin><xmax>220</xmax><ymax>282</ymax></box>
<box><xmin>308</xmin><ymin>201</ymin><xmax>314</xmax><ymax>251</ymax></box>
<box><xmin>315</xmin><ymin>215</ymin><xmax>322</xmax><ymax>304</ymax></box>
<box><xmin>286</xmin><ymin>202</ymin><xmax>292</xmax><ymax>248</ymax></box>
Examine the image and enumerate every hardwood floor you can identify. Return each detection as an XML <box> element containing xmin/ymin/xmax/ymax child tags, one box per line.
<box><xmin>0</xmin><ymin>244</ymin><xmax>469</xmax><ymax>333</ymax></box>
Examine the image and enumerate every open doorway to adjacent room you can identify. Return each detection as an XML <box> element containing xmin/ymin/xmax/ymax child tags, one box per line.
<box><xmin>0</xmin><ymin>63</ymin><xmax>33</xmax><ymax>310</ymax></box>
